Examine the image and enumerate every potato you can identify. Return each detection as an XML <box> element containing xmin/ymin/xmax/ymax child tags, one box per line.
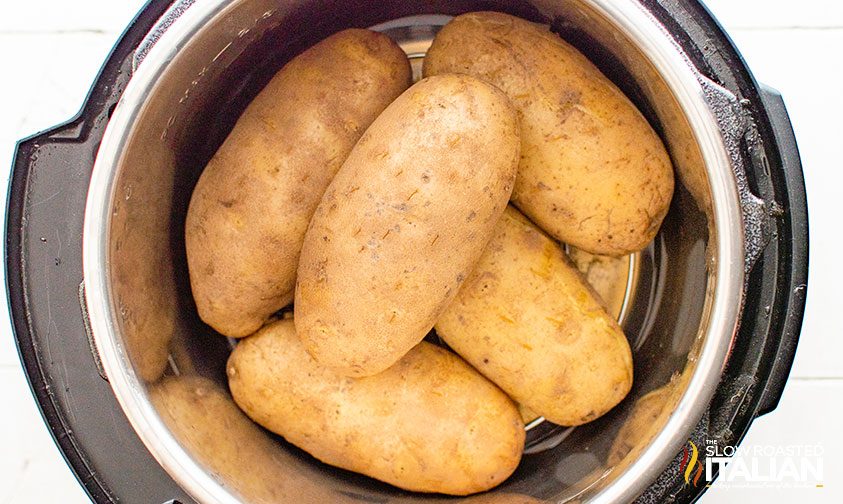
<box><xmin>295</xmin><ymin>74</ymin><xmax>520</xmax><ymax>377</ymax></box>
<box><xmin>415</xmin><ymin>493</ymin><xmax>543</xmax><ymax>504</ymax></box>
<box><xmin>424</xmin><ymin>12</ymin><xmax>674</xmax><ymax>255</ymax></box>
<box><xmin>150</xmin><ymin>375</ymin><xmax>364</xmax><ymax>503</ymax></box>
<box><xmin>150</xmin><ymin>375</ymin><xmax>294</xmax><ymax>503</ymax></box>
<box><xmin>227</xmin><ymin>319</ymin><xmax>525</xmax><ymax>495</ymax></box>
<box><xmin>568</xmin><ymin>246</ymin><xmax>634</xmax><ymax>320</ymax></box>
<box><xmin>185</xmin><ymin>29</ymin><xmax>411</xmax><ymax>337</ymax></box>
<box><xmin>434</xmin><ymin>206</ymin><xmax>633</xmax><ymax>426</ymax></box>
<box><xmin>607</xmin><ymin>386</ymin><xmax>672</xmax><ymax>466</ymax></box>
<box><xmin>607</xmin><ymin>371</ymin><xmax>691</xmax><ymax>467</ymax></box>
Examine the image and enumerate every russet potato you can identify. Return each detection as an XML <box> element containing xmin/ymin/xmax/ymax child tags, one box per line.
<box><xmin>227</xmin><ymin>319</ymin><xmax>525</xmax><ymax>495</ymax></box>
<box><xmin>435</xmin><ymin>206</ymin><xmax>633</xmax><ymax>426</ymax></box>
<box><xmin>295</xmin><ymin>74</ymin><xmax>520</xmax><ymax>377</ymax></box>
<box><xmin>424</xmin><ymin>12</ymin><xmax>674</xmax><ymax>255</ymax></box>
<box><xmin>185</xmin><ymin>29</ymin><xmax>411</xmax><ymax>337</ymax></box>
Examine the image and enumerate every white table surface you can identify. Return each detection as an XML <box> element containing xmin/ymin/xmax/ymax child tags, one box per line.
<box><xmin>0</xmin><ymin>1</ymin><xmax>839</xmax><ymax>502</ymax></box>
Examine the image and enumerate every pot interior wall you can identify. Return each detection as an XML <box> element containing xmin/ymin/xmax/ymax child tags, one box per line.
<box><xmin>106</xmin><ymin>0</ymin><xmax>714</xmax><ymax>501</ymax></box>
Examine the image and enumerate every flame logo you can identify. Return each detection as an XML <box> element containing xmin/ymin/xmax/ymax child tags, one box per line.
<box><xmin>679</xmin><ymin>441</ymin><xmax>704</xmax><ymax>487</ymax></box>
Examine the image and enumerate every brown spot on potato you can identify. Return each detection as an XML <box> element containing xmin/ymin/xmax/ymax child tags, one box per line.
<box><xmin>315</xmin><ymin>259</ymin><xmax>328</xmax><ymax>283</ymax></box>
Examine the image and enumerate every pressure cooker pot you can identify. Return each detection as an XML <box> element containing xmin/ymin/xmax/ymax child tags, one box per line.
<box><xmin>7</xmin><ymin>0</ymin><xmax>807</xmax><ymax>503</ymax></box>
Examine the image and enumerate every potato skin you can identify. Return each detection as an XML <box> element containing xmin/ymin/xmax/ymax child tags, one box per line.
<box><xmin>434</xmin><ymin>206</ymin><xmax>633</xmax><ymax>426</ymax></box>
<box><xmin>185</xmin><ymin>29</ymin><xmax>411</xmax><ymax>337</ymax></box>
<box><xmin>567</xmin><ymin>247</ymin><xmax>633</xmax><ymax>320</ymax></box>
<box><xmin>150</xmin><ymin>375</ymin><xmax>365</xmax><ymax>503</ymax></box>
<box><xmin>150</xmin><ymin>376</ymin><xmax>293</xmax><ymax>503</ymax></box>
<box><xmin>227</xmin><ymin>319</ymin><xmax>525</xmax><ymax>495</ymax></box>
<box><xmin>424</xmin><ymin>12</ymin><xmax>674</xmax><ymax>255</ymax></box>
<box><xmin>607</xmin><ymin>386</ymin><xmax>672</xmax><ymax>466</ymax></box>
<box><xmin>295</xmin><ymin>74</ymin><xmax>520</xmax><ymax>377</ymax></box>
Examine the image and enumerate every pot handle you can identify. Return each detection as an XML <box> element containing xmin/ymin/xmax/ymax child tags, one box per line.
<box><xmin>8</xmin><ymin>119</ymin><xmax>114</xmax><ymax>387</ymax></box>
<box><xmin>754</xmin><ymin>86</ymin><xmax>809</xmax><ymax>417</ymax></box>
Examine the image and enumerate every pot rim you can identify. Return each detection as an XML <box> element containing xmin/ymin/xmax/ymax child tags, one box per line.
<box><xmin>82</xmin><ymin>0</ymin><xmax>745</xmax><ymax>502</ymax></box>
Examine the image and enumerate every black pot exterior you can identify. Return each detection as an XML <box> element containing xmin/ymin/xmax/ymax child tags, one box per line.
<box><xmin>633</xmin><ymin>2</ymin><xmax>808</xmax><ymax>502</ymax></box>
<box><xmin>6</xmin><ymin>1</ymin><xmax>195</xmax><ymax>501</ymax></box>
<box><xmin>5</xmin><ymin>1</ymin><xmax>806</xmax><ymax>503</ymax></box>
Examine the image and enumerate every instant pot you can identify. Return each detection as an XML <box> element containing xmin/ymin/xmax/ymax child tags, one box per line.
<box><xmin>6</xmin><ymin>0</ymin><xmax>808</xmax><ymax>502</ymax></box>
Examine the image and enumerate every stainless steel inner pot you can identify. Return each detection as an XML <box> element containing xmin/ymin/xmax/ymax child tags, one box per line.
<box><xmin>82</xmin><ymin>0</ymin><xmax>745</xmax><ymax>502</ymax></box>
